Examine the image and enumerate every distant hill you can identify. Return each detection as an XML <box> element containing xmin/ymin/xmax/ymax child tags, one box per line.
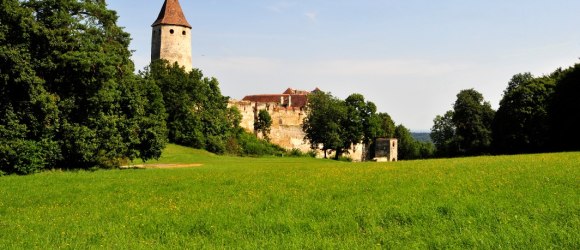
<box><xmin>412</xmin><ymin>132</ymin><xmax>432</xmax><ymax>142</ymax></box>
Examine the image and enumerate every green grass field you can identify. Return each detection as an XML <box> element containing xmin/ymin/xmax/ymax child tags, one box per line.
<box><xmin>1</xmin><ymin>144</ymin><xmax>578</xmax><ymax>249</ymax></box>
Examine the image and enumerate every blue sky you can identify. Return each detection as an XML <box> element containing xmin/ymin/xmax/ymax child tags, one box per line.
<box><xmin>108</xmin><ymin>0</ymin><xmax>580</xmax><ymax>131</ymax></box>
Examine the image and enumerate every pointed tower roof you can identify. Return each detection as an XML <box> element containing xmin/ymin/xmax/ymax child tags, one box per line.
<box><xmin>152</xmin><ymin>0</ymin><xmax>192</xmax><ymax>28</ymax></box>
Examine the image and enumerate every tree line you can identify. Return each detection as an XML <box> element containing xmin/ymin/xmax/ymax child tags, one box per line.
<box><xmin>0</xmin><ymin>0</ymin><xmax>284</xmax><ymax>175</ymax></box>
<box><xmin>431</xmin><ymin>62</ymin><xmax>580</xmax><ymax>157</ymax></box>
<box><xmin>303</xmin><ymin>91</ymin><xmax>434</xmax><ymax>160</ymax></box>
<box><xmin>4</xmin><ymin>1</ymin><xmax>573</xmax><ymax>175</ymax></box>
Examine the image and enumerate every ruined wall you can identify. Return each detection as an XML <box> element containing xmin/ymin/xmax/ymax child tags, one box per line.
<box><xmin>229</xmin><ymin>100</ymin><xmax>311</xmax><ymax>152</ymax></box>
<box><xmin>228</xmin><ymin>100</ymin><xmax>397</xmax><ymax>162</ymax></box>
<box><xmin>373</xmin><ymin>138</ymin><xmax>398</xmax><ymax>162</ymax></box>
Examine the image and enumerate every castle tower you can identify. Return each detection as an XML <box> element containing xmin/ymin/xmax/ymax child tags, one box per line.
<box><xmin>151</xmin><ymin>0</ymin><xmax>192</xmax><ymax>69</ymax></box>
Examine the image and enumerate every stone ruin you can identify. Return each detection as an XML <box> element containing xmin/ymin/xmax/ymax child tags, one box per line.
<box><xmin>228</xmin><ymin>88</ymin><xmax>398</xmax><ymax>162</ymax></box>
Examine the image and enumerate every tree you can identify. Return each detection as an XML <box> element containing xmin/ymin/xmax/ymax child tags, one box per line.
<box><xmin>344</xmin><ymin>93</ymin><xmax>381</xmax><ymax>145</ymax></box>
<box><xmin>550</xmin><ymin>63</ymin><xmax>580</xmax><ymax>151</ymax></box>
<box><xmin>430</xmin><ymin>89</ymin><xmax>494</xmax><ymax>157</ymax></box>
<box><xmin>343</xmin><ymin>94</ymin><xmax>366</xmax><ymax>148</ymax></box>
<box><xmin>492</xmin><ymin>73</ymin><xmax>556</xmax><ymax>154</ymax></box>
<box><xmin>143</xmin><ymin>60</ymin><xmax>237</xmax><ymax>154</ymax></box>
<box><xmin>395</xmin><ymin>125</ymin><xmax>420</xmax><ymax>160</ymax></box>
<box><xmin>376</xmin><ymin>112</ymin><xmax>396</xmax><ymax>138</ymax></box>
<box><xmin>303</xmin><ymin>91</ymin><xmax>348</xmax><ymax>159</ymax></box>
<box><xmin>1</xmin><ymin>0</ymin><xmax>167</xmax><ymax>173</ymax></box>
<box><xmin>0</xmin><ymin>0</ymin><xmax>61</xmax><ymax>173</ymax></box>
<box><xmin>452</xmin><ymin>89</ymin><xmax>495</xmax><ymax>155</ymax></box>
<box><xmin>418</xmin><ymin>141</ymin><xmax>436</xmax><ymax>159</ymax></box>
<box><xmin>254</xmin><ymin>109</ymin><xmax>272</xmax><ymax>141</ymax></box>
<box><xmin>303</xmin><ymin>92</ymin><xmax>384</xmax><ymax>160</ymax></box>
<box><xmin>430</xmin><ymin>111</ymin><xmax>457</xmax><ymax>157</ymax></box>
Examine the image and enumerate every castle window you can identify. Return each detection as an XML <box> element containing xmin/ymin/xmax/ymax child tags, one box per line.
<box><xmin>170</xmin><ymin>29</ymin><xmax>174</xmax><ymax>34</ymax></box>
<box><xmin>182</xmin><ymin>31</ymin><xmax>186</xmax><ymax>35</ymax></box>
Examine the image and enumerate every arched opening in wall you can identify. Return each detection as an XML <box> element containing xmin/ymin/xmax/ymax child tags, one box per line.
<box><xmin>182</xmin><ymin>30</ymin><xmax>186</xmax><ymax>35</ymax></box>
<box><xmin>170</xmin><ymin>29</ymin><xmax>174</xmax><ymax>34</ymax></box>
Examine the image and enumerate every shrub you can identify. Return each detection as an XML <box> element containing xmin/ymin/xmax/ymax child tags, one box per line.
<box><xmin>288</xmin><ymin>148</ymin><xmax>304</xmax><ymax>157</ymax></box>
<box><xmin>0</xmin><ymin>140</ymin><xmax>47</xmax><ymax>175</ymax></box>
<box><xmin>338</xmin><ymin>156</ymin><xmax>353</xmax><ymax>162</ymax></box>
<box><xmin>236</xmin><ymin>131</ymin><xmax>286</xmax><ymax>156</ymax></box>
<box><xmin>307</xmin><ymin>150</ymin><xmax>318</xmax><ymax>158</ymax></box>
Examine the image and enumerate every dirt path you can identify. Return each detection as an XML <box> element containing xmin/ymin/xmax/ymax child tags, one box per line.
<box><xmin>121</xmin><ymin>163</ymin><xmax>202</xmax><ymax>169</ymax></box>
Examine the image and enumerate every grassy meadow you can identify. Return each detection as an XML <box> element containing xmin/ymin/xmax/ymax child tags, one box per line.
<box><xmin>0</xmin><ymin>144</ymin><xmax>578</xmax><ymax>249</ymax></box>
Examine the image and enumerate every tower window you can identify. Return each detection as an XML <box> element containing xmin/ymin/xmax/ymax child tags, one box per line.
<box><xmin>182</xmin><ymin>31</ymin><xmax>186</xmax><ymax>35</ymax></box>
<box><xmin>170</xmin><ymin>29</ymin><xmax>174</xmax><ymax>34</ymax></box>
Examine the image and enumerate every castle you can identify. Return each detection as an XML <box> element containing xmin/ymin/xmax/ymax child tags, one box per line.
<box><xmin>151</xmin><ymin>0</ymin><xmax>192</xmax><ymax>70</ymax></box>
<box><xmin>151</xmin><ymin>0</ymin><xmax>397</xmax><ymax>162</ymax></box>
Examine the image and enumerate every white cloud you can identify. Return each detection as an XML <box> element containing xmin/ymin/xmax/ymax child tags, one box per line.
<box><xmin>267</xmin><ymin>1</ymin><xmax>295</xmax><ymax>13</ymax></box>
<box><xmin>304</xmin><ymin>11</ymin><xmax>318</xmax><ymax>22</ymax></box>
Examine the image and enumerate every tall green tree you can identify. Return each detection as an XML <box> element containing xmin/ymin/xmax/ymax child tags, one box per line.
<box><xmin>430</xmin><ymin>111</ymin><xmax>457</xmax><ymax>157</ymax></box>
<box><xmin>0</xmin><ymin>0</ymin><xmax>60</xmax><ymax>173</ymax></box>
<box><xmin>1</xmin><ymin>0</ymin><xmax>166</xmax><ymax>173</ymax></box>
<box><xmin>395</xmin><ymin>125</ymin><xmax>420</xmax><ymax>160</ymax></box>
<box><xmin>303</xmin><ymin>91</ymin><xmax>348</xmax><ymax>159</ymax></box>
<box><xmin>550</xmin><ymin>63</ymin><xmax>580</xmax><ymax>151</ymax></box>
<box><xmin>254</xmin><ymin>109</ymin><xmax>273</xmax><ymax>141</ymax></box>
<box><xmin>376</xmin><ymin>112</ymin><xmax>396</xmax><ymax>138</ymax></box>
<box><xmin>492</xmin><ymin>73</ymin><xmax>556</xmax><ymax>154</ymax></box>
<box><xmin>452</xmin><ymin>89</ymin><xmax>495</xmax><ymax>155</ymax></box>
<box><xmin>303</xmin><ymin>92</ymin><xmax>383</xmax><ymax>160</ymax></box>
<box><xmin>143</xmin><ymin>60</ymin><xmax>238</xmax><ymax>154</ymax></box>
<box><xmin>344</xmin><ymin>94</ymin><xmax>381</xmax><ymax>145</ymax></box>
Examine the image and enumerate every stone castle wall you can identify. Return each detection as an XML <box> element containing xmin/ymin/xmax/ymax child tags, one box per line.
<box><xmin>230</xmin><ymin>100</ymin><xmax>311</xmax><ymax>152</ymax></box>
<box><xmin>229</xmin><ymin>100</ymin><xmax>372</xmax><ymax>161</ymax></box>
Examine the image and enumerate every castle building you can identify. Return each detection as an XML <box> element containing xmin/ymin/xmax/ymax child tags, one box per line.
<box><xmin>151</xmin><ymin>0</ymin><xmax>192</xmax><ymax>69</ymax></box>
<box><xmin>230</xmin><ymin>88</ymin><xmax>398</xmax><ymax>162</ymax></box>
<box><xmin>150</xmin><ymin>1</ymin><xmax>397</xmax><ymax>162</ymax></box>
<box><xmin>242</xmin><ymin>88</ymin><xmax>319</xmax><ymax>109</ymax></box>
<box><xmin>230</xmin><ymin>88</ymin><xmax>315</xmax><ymax>152</ymax></box>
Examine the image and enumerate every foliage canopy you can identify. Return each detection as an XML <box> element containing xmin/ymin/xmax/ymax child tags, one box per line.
<box><xmin>0</xmin><ymin>0</ymin><xmax>166</xmax><ymax>174</ymax></box>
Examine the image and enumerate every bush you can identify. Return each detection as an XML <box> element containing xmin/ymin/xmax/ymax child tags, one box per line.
<box><xmin>307</xmin><ymin>150</ymin><xmax>318</xmax><ymax>158</ymax></box>
<box><xmin>288</xmin><ymin>148</ymin><xmax>304</xmax><ymax>157</ymax></box>
<box><xmin>338</xmin><ymin>156</ymin><xmax>353</xmax><ymax>162</ymax></box>
<box><xmin>236</xmin><ymin>131</ymin><xmax>286</xmax><ymax>156</ymax></box>
<box><xmin>0</xmin><ymin>140</ymin><xmax>47</xmax><ymax>175</ymax></box>
<box><xmin>206</xmin><ymin>135</ymin><xmax>226</xmax><ymax>155</ymax></box>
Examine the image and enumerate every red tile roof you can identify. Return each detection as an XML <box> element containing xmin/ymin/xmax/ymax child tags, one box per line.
<box><xmin>152</xmin><ymin>0</ymin><xmax>192</xmax><ymax>28</ymax></box>
<box><xmin>283</xmin><ymin>88</ymin><xmax>310</xmax><ymax>95</ymax></box>
<box><xmin>242</xmin><ymin>88</ymin><xmax>316</xmax><ymax>108</ymax></box>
